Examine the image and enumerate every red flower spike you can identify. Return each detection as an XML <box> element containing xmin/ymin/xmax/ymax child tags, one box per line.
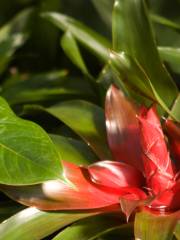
<box><xmin>139</xmin><ymin>106</ymin><xmax>176</xmax><ymax>195</ymax></box>
<box><xmin>105</xmin><ymin>85</ymin><xmax>143</xmax><ymax>172</ymax></box>
<box><xmin>164</xmin><ymin>120</ymin><xmax>180</xmax><ymax>170</ymax></box>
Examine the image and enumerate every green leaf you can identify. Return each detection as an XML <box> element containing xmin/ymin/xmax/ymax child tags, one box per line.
<box><xmin>134</xmin><ymin>210</ymin><xmax>180</xmax><ymax>240</ymax></box>
<box><xmin>0</xmin><ymin>34</ymin><xmax>26</xmax><ymax>74</ymax></box>
<box><xmin>1</xmin><ymin>71</ymin><xmax>96</xmax><ymax>105</ymax></box>
<box><xmin>170</xmin><ymin>94</ymin><xmax>180</xmax><ymax>122</ymax></box>
<box><xmin>91</xmin><ymin>0</ymin><xmax>113</xmax><ymax>27</ymax></box>
<box><xmin>42</xmin><ymin>12</ymin><xmax>111</xmax><ymax>61</ymax></box>
<box><xmin>50</xmin><ymin>134</ymin><xmax>97</xmax><ymax>165</ymax></box>
<box><xmin>0</xmin><ymin>8</ymin><xmax>32</xmax><ymax>74</ymax></box>
<box><xmin>47</xmin><ymin>100</ymin><xmax>111</xmax><ymax>159</ymax></box>
<box><xmin>0</xmin><ymin>207</ymin><xmax>97</xmax><ymax>240</ymax></box>
<box><xmin>158</xmin><ymin>47</ymin><xmax>180</xmax><ymax>74</ymax></box>
<box><xmin>61</xmin><ymin>31</ymin><xmax>89</xmax><ymax>75</ymax></box>
<box><xmin>0</xmin><ymin>8</ymin><xmax>32</xmax><ymax>41</ymax></box>
<box><xmin>52</xmin><ymin>214</ymin><xmax>129</xmax><ymax>240</ymax></box>
<box><xmin>174</xmin><ymin>221</ymin><xmax>180</xmax><ymax>240</ymax></box>
<box><xmin>0</xmin><ymin>96</ymin><xmax>63</xmax><ymax>185</ymax></box>
<box><xmin>109</xmin><ymin>51</ymin><xmax>154</xmax><ymax>101</ymax></box>
<box><xmin>150</xmin><ymin>13</ymin><xmax>180</xmax><ymax>32</ymax></box>
<box><xmin>113</xmin><ymin>0</ymin><xmax>178</xmax><ymax>111</ymax></box>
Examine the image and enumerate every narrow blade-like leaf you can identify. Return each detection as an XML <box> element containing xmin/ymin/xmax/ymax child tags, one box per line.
<box><xmin>113</xmin><ymin>0</ymin><xmax>178</xmax><ymax>111</ymax></box>
<box><xmin>42</xmin><ymin>12</ymin><xmax>111</xmax><ymax>61</ymax></box>
<box><xmin>0</xmin><ymin>207</ymin><xmax>97</xmax><ymax>240</ymax></box>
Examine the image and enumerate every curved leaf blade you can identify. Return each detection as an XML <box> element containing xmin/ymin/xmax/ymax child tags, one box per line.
<box><xmin>0</xmin><ymin>207</ymin><xmax>97</xmax><ymax>240</ymax></box>
<box><xmin>61</xmin><ymin>31</ymin><xmax>89</xmax><ymax>75</ymax></box>
<box><xmin>47</xmin><ymin>100</ymin><xmax>111</xmax><ymax>159</ymax></box>
<box><xmin>50</xmin><ymin>134</ymin><xmax>97</xmax><ymax>165</ymax></box>
<box><xmin>113</xmin><ymin>0</ymin><xmax>178</xmax><ymax>111</ymax></box>
<box><xmin>52</xmin><ymin>214</ymin><xmax>125</xmax><ymax>240</ymax></box>
<box><xmin>0</xmin><ymin>97</ymin><xmax>63</xmax><ymax>185</ymax></box>
<box><xmin>42</xmin><ymin>12</ymin><xmax>111</xmax><ymax>61</ymax></box>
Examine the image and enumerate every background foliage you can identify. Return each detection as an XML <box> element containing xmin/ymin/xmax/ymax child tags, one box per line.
<box><xmin>0</xmin><ymin>0</ymin><xmax>179</xmax><ymax>239</ymax></box>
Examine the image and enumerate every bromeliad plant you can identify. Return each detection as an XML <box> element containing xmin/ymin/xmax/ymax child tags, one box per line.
<box><xmin>0</xmin><ymin>0</ymin><xmax>180</xmax><ymax>239</ymax></box>
<box><xmin>0</xmin><ymin>85</ymin><xmax>180</xmax><ymax>240</ymax></box>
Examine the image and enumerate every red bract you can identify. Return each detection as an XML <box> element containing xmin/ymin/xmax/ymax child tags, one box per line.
<box><xmin>1</xmin><ymin>85</ymin><xmax>180</xmax><ymax>219</ymax></box>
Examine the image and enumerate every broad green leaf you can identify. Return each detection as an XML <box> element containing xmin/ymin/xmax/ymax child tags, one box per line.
<box><xmin>61</xmin><ymin>31</ymin><xmax>89</xmax><ymax>75</ymax></box>
<box><xmin>42</xmin><ymin>12</ymin><xmax>111</xmax><ymax>61</ymax></box>
<box><xmin>134</xmin><ymin>210</ymin><xmax>180</xmax><ymax>240</ymax></box>
<box><xmin>47</xmin><ymin>100</ymin><xmax>111</xmax><ymax>159</ymax></box>
<box><xmin>50</xmin><ymin>134</ymin><xmax>97</xmax><ymax>165</ymax></box>
<box><xmin>150</xmin><ymin>13</ymin><xmax>180</xmax><ymax>32</ymax></box>
<box><xmin>0</xmin><ymin>97</ymin><xmax>63</xmax><ymax>185</ymax></box>
<box><xmin>0</xmin><ymin>207</ymin><xmax>97</xmax><ymax>240</ymax></box>
<box><xmin>1</xmin><ymin>71</ymin><xmax>96</xmax><ymax>105</ymax></box>
<box><xmin>113</xmin><ymin>0</ymin><xmax>178</xmax><ymax>112</ymax></box>
<box><xmin>52</xmin><ymin>214</ymin><xmax>128</xmax><ymax>240</ymax></box>
<box><xmin>91</xmin><ymin>0</ymin><xmax>113</xmax><ymax>27</ymax></box>
<box><xmin>158</xmin><ymin>47</ymin><xmax>180</xmax><ymax>74</ymax></box>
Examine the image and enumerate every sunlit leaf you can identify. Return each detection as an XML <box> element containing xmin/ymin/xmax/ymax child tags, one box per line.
<box><xmin>0</xmin><ymin>96</ymin><xmax>63</xmax><ymax>185</ymax></box>
<box><xmin>0</xmin><ymin>8</ymin><xmax>32</xmax><ymax>74</ymax></box>
<box><xmin>113</xmin><ymin>0</ymin><xmax>178</xmax><ymax>113</ymax></box>
<box><xmin>0</xmin><ymin>207</ymin><xmax>97</xmax><ymax>240</ymax></box>
<box><xmin>0</xmin><ymin>160</ymin><xmax>123</xmax><ymax>211</ymax></box>
<box><xmin>42</xmin><ymin>12</ymin><xmax>111</xmax><ymax>61</ymax></box>
<box><xmin>134</xmin><ymin>210</ymin><xmax>180</xmax><ymax>240</ymax></box>
<box><xmin>158</xmin><ymin>47</ymin><xmax>180</xmax><ymax>74</ymax></box>
<box><xmin>47</xmin><ymin>100</ymin><xmax>111</xmax><ymax>159</ymax></box>
<box><xmin>61</xmin><ymin>31</ymin><xmax>89</xmax><ymax>75</ymax></box>
<box><xmin>109</xmin><ymin>51</ymin><xmax>154</xmax><ymax>101</ymax></box>
<box><xmin>150</xmin><ymin>13</ymin><xmax>180</xmax><ymax>32</ymax></box>
<box><xmin>50</xmin><ymin>134</ymin><xmax>97</xmax><ymax>165</ymax></box>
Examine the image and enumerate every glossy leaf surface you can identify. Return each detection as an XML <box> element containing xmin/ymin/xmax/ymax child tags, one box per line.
<box><xmin>61</xmin><ymin>31</ymin><xmax>89</xmax><ymax>74</ymax></box>
<box><xmin>0</xmin><ymin>207</ymin><xmax>97</xmax><ymax>240</ymax></box>
<box><xmin>134</xmin><ymin>210</ymin><xmax>180</xmax><ymax>240</ymax></box>
<box><xmin>52</xmin><ymin>214</ymin><xmax>124</xmax><ymax>240</ymax></box>
<box><xmin>47</xmin><ymin>100</ymin><xmax>111</xmax><ymax>159</ymax></box>
<box><xmin>0</xmin><ymin>97</ymin><xmax>63</xmax><ymax>185</ymax></box>
<box><xmin>113</xmin><ymin>0</ymin><xmax>178</xmax><ymax>112</ymax></box>
<box><xmin>42</xmin><ymin>12</ymin><xmax>111</xmax><ymax>61</ymax></box>
<box><xmin>50</xmin><ymin>134</ymin><xmax>96</xmax><ymax>165</ymax></box>
<box><xmin>158</xmin><ymin>47</ymin><xmax>180</xmax><ymax>74</ymax></box>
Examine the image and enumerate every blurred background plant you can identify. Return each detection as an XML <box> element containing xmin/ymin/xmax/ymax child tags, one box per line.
<box><xmin>0</xmin><ymin>0</ymin><xmax>179</xmax><ymax>239</ymax></box>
